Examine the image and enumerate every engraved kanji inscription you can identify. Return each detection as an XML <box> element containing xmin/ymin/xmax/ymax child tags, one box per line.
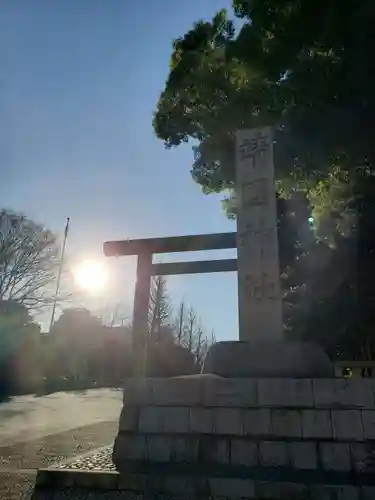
<box><xmin>243</xmin><ymin>272</ymin><xmax>279</xmax><ymax>300</ymax></box>
<box><xmin>238</xmin><ymin>132</ymin><xmax>270</xmax><ymax>162</ymax></box>
<box><xmin>236</xmin><ymin>127</ymin><xmax>282</xmax><ymax>340</ymax></box>
<box><xmin>238</xmin><ymin>219</ymin><xmax>274</xmax><ymax>247</ymax></box>
<box><xmin>242</xmin><ymin>179</ymin><xmax>269</xmax><ymax>208</ymax></box>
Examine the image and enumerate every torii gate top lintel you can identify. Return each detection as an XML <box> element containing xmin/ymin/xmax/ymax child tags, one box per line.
<box><xmin>103</xmin><ymin>231</ymin><xmax>236</xmax><ymax>257</ymax></box>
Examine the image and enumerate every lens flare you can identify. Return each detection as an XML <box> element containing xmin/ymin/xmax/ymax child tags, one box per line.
<box><xmin>73</xmin><ymin>259</ymin><xmax>108</xmax><ymax>293</ymax></box>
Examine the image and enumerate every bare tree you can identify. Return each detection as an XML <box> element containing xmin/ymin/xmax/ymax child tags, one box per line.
<box><xmin>0</xmin><ymin>209</ymin><xmax>69</xmax><ymax>312</ymax></box>
<box><xmin>173</xmin><ymin>300</ymin><xmax>185</xmax><ymax>345</ymax></box>
<box><xmin>97</xmin><ymin>302</ymin><xmax>129</xmax><ymax>327</ymax></box>
<box><xmin>194</xmin><ymin>320</ymin><xmax>204</xmax><ymax>366</ymax></box>
<box><xmin>199</xmin><ymin>329</ymin><xmax>216</xmax><ymax>367</ymax></box>
<box><xmin>186</xmin><ymin>306</ymin><xmax>196</xmax><ymax>352</ymax></box>
<box><xmin>148</xmin><ymin>275</ymin><xmax>172</xmax><ymax>343</ymax></box>
<box><xmin>209</xmin><ymin>329</ymin><xmax>216</xmax><ymax>345</ymax></box>
<box><xmin>173</xmin><ymin>300</ymin><xmax>215</xmax><ymax>368</ymax></box>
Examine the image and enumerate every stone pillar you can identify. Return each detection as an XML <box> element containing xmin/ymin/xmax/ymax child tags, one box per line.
<box><xmin>235</xmin><ymin>127</ymin><xmax>283</xmax><ymax>341</ymax></box>
<box><xmin>132</xmin><ymin>252</ymin><xmax>152</xmax><ymax>376</ymax></box>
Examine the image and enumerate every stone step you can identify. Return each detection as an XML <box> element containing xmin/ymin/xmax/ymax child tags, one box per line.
<box><xmin>31</xmin><ymin>463</ymin><xmax>374</xmax><ymax>500</ymax></box>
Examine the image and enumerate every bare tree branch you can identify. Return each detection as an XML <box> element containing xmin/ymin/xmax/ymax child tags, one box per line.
<box><xmin>0</xmin><ymin>209</ymin><xmax>72</xmax><ymax>312</ymax></box>
<box><xmin>172</xmin><ymin>300</ymin><xmax>214</xmax><ymax>368</ymax></box>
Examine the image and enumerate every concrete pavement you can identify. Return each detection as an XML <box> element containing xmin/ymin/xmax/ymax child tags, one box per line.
<box><xmin>0</xmin><ymin>388</ymin><xmax>122</xmax><ymax>446</ymax></box>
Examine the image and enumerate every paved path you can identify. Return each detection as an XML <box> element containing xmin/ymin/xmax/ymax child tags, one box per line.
<box><xmin>0</xmin><ymin>389</ymin><xmax>122</xmax><ymax>446</ymax></box>
<box><xmin>0</xmin><ymin>421</ymin><xmax>118</xmax><ymax>500</ymax></box>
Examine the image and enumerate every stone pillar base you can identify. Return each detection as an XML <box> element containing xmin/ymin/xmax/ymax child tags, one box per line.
<box><xmin>202</xmin><ymin>340</ymin><xmax>334</xmax><ymax>378</ymax></box>
<box><xmin>113</xmin><ymin>375</ymin><xmax>375</xmax><ymax>499</ymax></box>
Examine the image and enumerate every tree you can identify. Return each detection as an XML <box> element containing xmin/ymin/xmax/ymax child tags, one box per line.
<box><xmin>53</xmin><ymin>307</ymin><xmax>103</xmax><ymax>335</ymax></box>
<box><xmin>98</xmin><ymin>302</ymin><xmax>129</xmax><ymax>327</ymax></box>
<box><xmin>0</xmin><ymin>300</ymin><xmax>41</xmax><ymax>399</ymax></box>
<box><xmin>50</xmin><ymin>308</ymin><xmax>104</xmax><ymax>384</ymax></box>
<box><xmin>0</xmin><ymin>209</ymin><xmax>69</xmax><ymax>312</ymax></box>
<box><xmin>154</xmin><ymin>0</ymin><xmax>375</xmax><ymax>238</ymax></box>
<box><xmin>173</xmin><ymin>300</ymin><xmax>215</xmax><ymax>368</ymax></box>
<box><xmin>233</xmin><ymin>0</ymin><xmax>375</xmax><ymax>175</ymax></box>
<box><xmin>148</xmin><ymin>275</ymin><xmax>173</xmax><ymax>343</ymax></box>
<box><xmin>154</xmin><ymin>2</ymin><xmax>375</xmax><ymax>193</ymax></box>
<box><xmin>153</xmin><ymin>1</ymin><xmax>375</xmax><ymax>246</ymax></box>
<box><xmin>175</xmin><ymin>301</ymin><xmax>185</xmax><ymax>345</ymax></box>
<box><xmin>232</xmin><ymin>0</ymin><xmax>375</xmax><ymax>355</ymax></box>
<box><xmin>153</xmin><ymin>2</ymin><xmax>375</xmax><ymax>357</ymax></box>
<box><xmin>153</xmin><ymin>10</ymin><xmax>315</xmax><ymax>276</ymax></box>
<box><xmin>42</xmin><ymin>307</ymin><xmax>135</xmax><ymax>390</ymax></box>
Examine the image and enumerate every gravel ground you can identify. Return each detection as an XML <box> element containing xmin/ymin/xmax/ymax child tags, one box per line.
<box><xmin>0</xmin><ymin>471</ymin><xmax>37</xmax><ymax>500</ymax></box>
<box><xmin>0</xmin><ymin>420</ymin><xmax>118</xmax><ymax>500</ymax></box>
<box><xmin>57</xmin><ymin>445</ymin><xmax>115</xmax><ymax>471</ymax></box>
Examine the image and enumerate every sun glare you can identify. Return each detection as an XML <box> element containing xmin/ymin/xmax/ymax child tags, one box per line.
<box><xmin>73</xmin><ymin>260</ymin><xmax>108</xmax><ymax>293</ymax></box>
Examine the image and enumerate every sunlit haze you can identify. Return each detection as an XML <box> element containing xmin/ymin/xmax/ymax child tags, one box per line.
<box><xmin>1</xmin><ymin>0</ymin><xmax>237</xmax><ymax>338</ymax></box>
<box><xmin>73</xmin><ymin>260</ymin><xmax>108</xmax><ymax>294</ymax></box>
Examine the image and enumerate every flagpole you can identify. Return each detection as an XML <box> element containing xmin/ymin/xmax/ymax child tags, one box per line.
<box><xmin>48</xmin><ymin>217</ymin><xmax>70</xmax><ymax>334</ymax></box>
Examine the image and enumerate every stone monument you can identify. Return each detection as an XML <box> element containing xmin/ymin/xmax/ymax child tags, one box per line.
<box><xmin>235</xmin><ymin>126</ymin><xmax>282</xmax><ymax>340</ymax></box>
<box><xmin>107</xmin><ymin>126</ymin><xmax>344</xmax><ymax>500</ymax></box>
<box><xmin>203</xmin><ymin>126</ymin><xmax>333</xmax><ymax>378</ymax></box>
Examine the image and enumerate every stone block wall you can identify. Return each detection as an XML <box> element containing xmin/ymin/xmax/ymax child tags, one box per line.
<box><xmin>113</xmin><ymin>376</ymin><xmax>375</xmax><ymax>499</ymax></box>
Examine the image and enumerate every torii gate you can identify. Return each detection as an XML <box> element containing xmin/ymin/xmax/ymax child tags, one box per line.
<box><xmin>103</xmin><ymin>127</ymin><xmax>283</xmax><ymax>374</ymax></box>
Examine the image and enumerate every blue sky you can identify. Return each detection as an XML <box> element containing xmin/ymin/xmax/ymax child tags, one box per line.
<box><xmin>0</xmin><ymin>0</ymin><xmax>238</xmax><ymax>340</ymax></box>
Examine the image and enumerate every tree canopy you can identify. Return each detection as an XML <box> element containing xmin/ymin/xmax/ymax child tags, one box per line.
<box><xmin>154</xmin><ymin>2</ymin><xmax>375</xmax><ymax>191</ymax></box>
<box><xmin>0</xmin><ymin>300</ymin><xmax>40</xmax><ymax>361</ymax></box>
<box><xmin>0</xmin><ymin>299</ymin><xmax>41</xmax><ymax>399</ymax></box>
<box><xmin>153</xmin><ymin>1</ymin><xmax>375</xmax><ymax>355</ymax></box>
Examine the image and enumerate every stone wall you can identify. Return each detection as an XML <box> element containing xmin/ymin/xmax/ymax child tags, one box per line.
<box><xmin>113</xmin><ymin>375</ymin><xmax>375</xmax><ymax>499</ymax></box>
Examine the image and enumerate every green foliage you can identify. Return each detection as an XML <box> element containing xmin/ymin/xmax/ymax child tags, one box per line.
<box><xmin>0</xmin><ymin>300</ymin><xmax>41</xmax><ymax>399</ymax></box>
<box><xmin>46</xmin><ymin>308</ymin><xmax>129</xmax><ymax>388</ymax></box>
<box><xmin>0</xmin><ymin>300</ymin><xmax>40</xmax><ymax>361</ymax></box>
<box><xmin>153</xmin><ymin>0</ymin><xmax>375</xmax><ymax>356</ymax></box>
<box><xmin>153</xmin><ymin>0</ymin><xmax>375</xmax><ymax>204</ymax></box>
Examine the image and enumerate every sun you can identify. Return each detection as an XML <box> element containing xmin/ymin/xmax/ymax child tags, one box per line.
<box><xmin>73</xmin><ymin>259</ymin><xmax>108</xmax><ymax>293</ymax></box>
